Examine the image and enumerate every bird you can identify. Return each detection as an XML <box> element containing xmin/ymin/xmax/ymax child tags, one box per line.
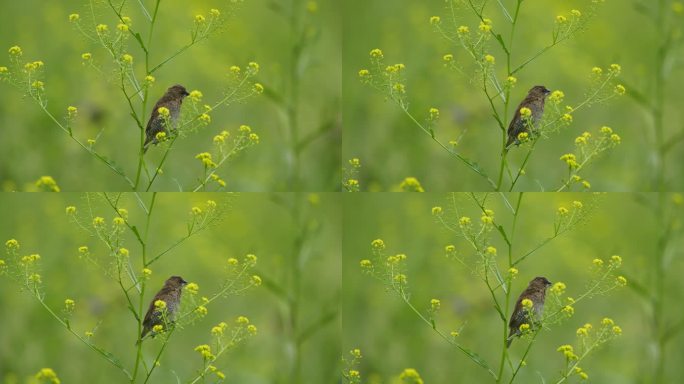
<box><xmin>143</xmin><ymin>85</ymin><xmax>190</xmax><ymax>153</ymax></box>
<box><xmin>506</xmin><ymin>276</ymin><xmax>552</xmax><ymax>347</ymax></box>
<box><xmin>137</xmin><ymin>275</ymin><xmax>188</xmax><ymax>344</ymax></box>
<box><xmin>505</xmin><ymin>85</ymin><xmax>551</xmax><ymax>148</ymax></box>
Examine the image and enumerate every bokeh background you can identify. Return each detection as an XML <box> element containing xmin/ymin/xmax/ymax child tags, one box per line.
<box><xmin>0</xmin><ymin>192</ymin><xmax>341</xmax><ymax>383</ymax></box>
<box><xmin>342</xmin><ymin>0</ymin><xmax>684</xmax><ymax>191</ymax></box>
<box><xmin>0</xmin><ymin>0</ymin><xmax>341</xmax><ymax>191</ymax></box>
<box><xmin>342</xmin><ymin>193</ymin><xmax>684</xmax><ymax>383</ymax></box>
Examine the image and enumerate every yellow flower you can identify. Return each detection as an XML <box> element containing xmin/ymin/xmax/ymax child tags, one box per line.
<box><xmin>616</xmin><ymin>275</ymin><xmax>627</xmax><ymax>286</ymax></box>
<box><xmin>369</xmin><ymin>48</ymin><xmax>383</xmax><ymax>59</ymax></box>
<box><xmin>358</xmin><ymin>69</ymin><xmax>370</xmax><ymax>78</ymax></box>
<box><xmin>551</xmin><ymin>282</ymin><xmax>566</xmax><ymax>295</ymax></box>
<box><xmin>69</xmin><ymin>13</ymin><xmax>80</xmax><ymax>22</ymax></box>
<box><xmin>371</xmin><ymin>239</ymin><xmax>385</xmax><ymax>249</ymax></box>
<box><xmin>429</xmin><ymin>107</ymin><xmax>440</xmax><ymax>120</ymax></box>
<box><xmin>142</xmin><ymin>268</ymin><xmax>152</xmax><ymax>278</ymax></box>
<box><xmin>556</xmin><ymin>15</ymin><xmax>567</xmax><ymax>23</ymax></box>
<box><xmin>592</xmin><ymin>258</ymin><xmax>604</xmax><ymax>267</ymax></box>
<box><xmin>484</xmin><ymin>54</ymin><xmax>495</xmax><ymax>64</ymax></box>
<box><xmin>32</xmin><ymin>81</ymin><xmax>45</xmax><ymax>91</ymax></box>
<box><xmin>65</xmin><ymin>206</ymin><xmax>77</xmax><ymax>214</ymax></box>
<box><xmin>247</xmin><ymin>61</ymin><xmax>260</xmax><ymax>75</ymax></box>
<box><xmin>195</xmin><ymin>14</ymin><xmax>206</xmax><ymax>23</ymax></box>
<box><xmin>196</xmin><ymin>305</ymin><xmax>208</xmax><ymax>316</ymax></box>
<box><xmin>399</xmin><ymin>368</ymin><xmax>423</xmax><ymax>382</ymax></box>
<box><xmin>519</xmin><ymin>323</ymin><xmax>530</xmax><ymax>332</ymax></box>
<box><xmin>602</xmin><ymin>317</ymin><xmax>614</xmax><ymax>326</ymax></box>
<box><xmin>457</xmin><ymin>26</ymin><xmax>470</xmax><ymax>34</ymax></box>
<box><xmin>571</xmin><ymin>9</ymin><xmax>581</xmax><ymax>17</ymax></box>
<box><xmin>145</xmin><ymin>75</ymin><xmax>155</xmax><ymax>84</ymax></box>
<box><xmin>251</xmin><ymin>275</ymin><xmax>262</xmax><ymax>286</ymax></box>
<box><xmin>237</xmin><ymin>316</ymin><xmax>250</xmax><ymax>325</ymax></box>
<box><xmin>459</xmin><ymin>216</ymin><xmax>471</xmax><ymax>226</ymax></box>
<box><xmin>614</xmin><ymin>84</ymin><xmax>626</xmax><ymax>95</ymax></box>
<box><xmin>117</xmin><ymin>23</ymin><xmax>129</xmax><ymax>32</ymax></box>
<box><xmin>445</xmin><ymin>245</ymin><xmax>456</xmax><ymax>252</ymax></box>
<box><xmin>8</xmin><ymin>46</ymin><xmax>22</xmax><ymax>56</ymax></box>
<box><xmin>521</xmin><ymin>298</ymin><xmax>533</xmax><ymax>309</ymax></box>
<box><xmin>610</xmin><ymin>255</ymin><xmax>622</xmax><ymax>267</ymax></box>
<box><xmin>582</xmin><ymin>180</ymin><xmax>591</xmax><ymax>189</ymax></box>
<box><xmin>479</xmin><ymin>19</ymin><xmax>492</xmax><ymax>32</ymax></box>
<box><xmin>35</xmin><ymin>368</ymin><xmax>60</xmax><ymax>383</ymax></box>
<box><xmin>486</xmin><ymin>246</ymin><xmax>497</xmax><ymax>255</ymax></box>
<box><xmin>600</xmin><ymin>126</ymin><xmax>613</xmax><ymax>134</ymax></box>
<box><xmin>96</xmin><ymin>24</ymin><xmax>109</xmax><ymax>34</ymax></box>
<box><xmin>592</xmin><ymin>66</ymin><xmax>603</xmax><ymax>75</ymax></box>
<box><xmin>199</xmin><ymin>113</ymin><xmax>211</xmax><ymax>124</ymax></box>
<box><xmin>249</xmin><ymin>133</ymin><xmax>259</xmax><ymax>143</ymax></box>
<box><xmin>121</xmin><ymin>54</ymin><xmax>133</xmax><ymax>64</ymax></box>
<box><xmin>189</xmin><ymin>90</ymin><xmax>203</xmax><ymax>102</ymax></box>
<box><xmin>443</xmin><ymin>54</ymin><xmax>454</xmax><ymax>62</ymax></box>
<box><xmin>78</xmin><ymin>246</ymin><xmax>88</xmax><ymax>253</ymax></box>
<box><xmin>549</xmin><ymin>90</ymin><xmax>565</xmax><ymax>104</ymax></box>
<box><xmin>612</xmin><ymin>325</ymin><xmax>622</xmax><ymax>335</ymax></box>
<box><xmin>154</xmin><ymin>300</ymin><xmax>167</xmax><ymax>310</ymax></box>
<box><xmin>562</xmin><ymin>305</ymin><xmax>575</xmax><ymax>316</ymax></box>
<box><xmin>152</xmin><ymin>324</ymin><xmax>164</xmax><ymax>333</ymax></box>
<box><xmin>64</xmin><ymin>299</ymin><xmax>75</xmax><ymax>311</ymax></box>
<box><xmin>558</xmin><ymin>207</ymin><xmax>569</xmax><ymax>215</ymax></box>
<box><xmin>431</xmin><ymin>206</ymin><xmax>442</xmax><ymax>215</ymax></box>
<box><xmin>429</xmin><ymin>16</ymin><xmax>441</xmax><ymax>25</ymax></box>
<box><xmin>561</xmin><ymin>113</ymin><xmax>573</xmax><ymax>124</ymax></box>
<box><xmin>430</xmin><ymin>298</ymin><xmax>441</xmax><ymax>311</ymax></box>
<box><xmin>360</xmin><ymin>259</ymin><xmax>372</xmax><ymax>268</ymax></box>
<box><xmin>210</xmin><ymin>9</ymin><xmax>220</xmax><ymax>17</ymax></box>
<box><xmin>508</xmin><ymin>267</ymin><xmax>518</xmax><ymax>277</ymax></box>
<box><xmin>519</xmin><ymin>107</ymin><xmax>532</xmax><ymax>119</ymax></box>
<box><xmin>245</xmin><ymin>254</ymin><xmax>258</xmax><ymax>264</ymax></box>
<box><xmin>610</xmin><ymin>133</ymin><xmax>621</xmax><ymax>144</ymax></box>
<box><xmin>506</xmin><ymin>76</ymin><xmax>517</xmax><ymax>86</ymax></box>
<box><xmin>82</xmin><ymin>52</ymin><xmax>92</xmax><ymax>61</ymax></box>
<box><xmin>609</xmin><ymin>64</ymin><xmax>622</xmax><ymax>75</ymax></box>
<box><xmin>5</xmin><ymin>239</ymin><xmax>19</xmax><ymax>249</ymax></box>
<box><xmin>185</xmin><ymin>282</ymin><xmax>199</xmax><ymax>294</ymax></box>
<box><xmin>253</xmin><ymin>83</ymin><xmax>264</xmax><ymax>93</ymax></box>
<box><xmin>247</xmin><ymin>324</ymin><xmax>257</xmax><ymax>335</ymax></box>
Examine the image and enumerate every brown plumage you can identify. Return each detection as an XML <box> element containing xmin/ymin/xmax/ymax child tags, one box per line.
<box><xmin>138</xmin><ymin>276</ymin><xmax>188</xmax><ymax>344</ymax></box>
<box><xmin>506</xmin><ymin>85</ymin><xmax>551</xmax><ymax>148</ymax></box>
<box><xmin>143</xmin><ymin>85</ymin><xmax>190</xmax><ymax>153</ymax></box>
<box><xmin>506</xmin><ymin>276</ymin><xmax>552</xmax><ymax>347</ymax></box>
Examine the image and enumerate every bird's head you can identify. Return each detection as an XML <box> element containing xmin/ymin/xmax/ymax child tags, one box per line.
<box><xmin>530</xmin><ymin>276</ymin><xmax>552</xmax><ymax>290</ymax></box>
<box><xmin>167</xmin><ymin>84</ymin><xmax>190</xmax><ymax>98</ymax></box>
<box><xmin>165</xmin><ymin>275</ymin><xmax>188</xmax><ymax>289</ymax></box>
<box><xmin>529</xmin><ymin>85</ymin><xmax>551</xmax><ymax>98</ymax></box>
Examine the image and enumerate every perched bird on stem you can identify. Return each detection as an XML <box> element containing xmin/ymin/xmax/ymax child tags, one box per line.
<box><xmin>506</xmin><ymin>276</ymin><xmax>552</xmax><ymax>347</ymax></box>
<box><xmin>506</xmin><ymin>85</ymin><xmax>551</xmax><ymax>148</ymax></box>
<box><xmin>137</xmin><ymin>275</ymin><xmax>188</xmax><ymax>344</ymax></box>
<box><xmin>143</xmin><ymin>84</ymin><xmax>190</xmax><ymax>153</ymax></box>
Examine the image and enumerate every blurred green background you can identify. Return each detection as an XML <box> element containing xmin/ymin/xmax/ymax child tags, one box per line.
<box><xmin>0</xmin><ymin>192</ymin><xmax>340</xmax><ymax>383</ymax></box>
<box><xmin>342</xmin><ymin>193</ymin><xmax>684</xmax><ymax>383</ymax></box>
<box><xmin>0</xmin><ymin>0</ymin><xmax>341</xmax><ymax>191</ymax></box>
<box><xmin>342</xmin><ymin>0</ymin><xmax>684</xmax><ymax>191</ymax></box>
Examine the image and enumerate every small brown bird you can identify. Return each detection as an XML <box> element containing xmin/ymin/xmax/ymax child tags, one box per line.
<box><xmin>506</xmin><ymin>276</ymin><xmax>552</xmax><ymax>347</ymax></box>
<box><xmin>143</xmin><ymin>85</ymin><xmax>190</xmax><ymax>153</ymax></box>
<box><xmin>138</xmin><ymin>275</ymin><xmax>188</xmax><ymax>344</ymax></box>
<box><xmin>506</xmin><ymin>85</ymin><xmax>551</xmax><ymax>148</ymax></box>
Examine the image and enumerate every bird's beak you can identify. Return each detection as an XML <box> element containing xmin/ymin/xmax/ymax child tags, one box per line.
<box><xmin>183</xmin><ymin>90</ymin><xmax>190</xmax><ymax>96</ymax></box>
<box><xmin>543</xmin><ymin>88</ymin><xmax>551</xmax><ymax>95</ymax></box>
<box><xmin>181</xmin><ymin>279</ymin><xmax>188</xmax><ymax>286</ymax></box>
